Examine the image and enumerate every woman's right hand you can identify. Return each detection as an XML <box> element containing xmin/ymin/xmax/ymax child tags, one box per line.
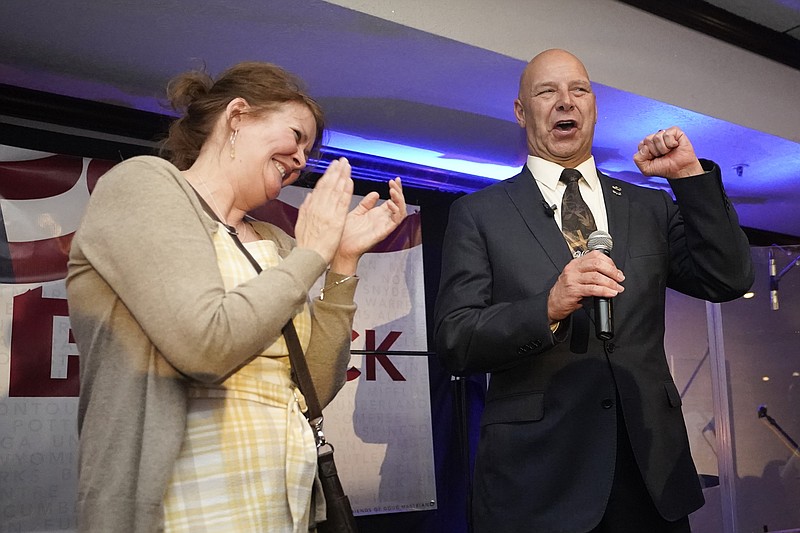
<box><xmin>294</xmin><ymin>157</ymin><xmax>353</xmax><ymax>263</ymax></box>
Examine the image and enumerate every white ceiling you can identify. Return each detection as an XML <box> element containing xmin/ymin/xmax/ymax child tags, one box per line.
<box><xmin>1</xmin><ymin>0</ymin><xmax>799</xmax><ymax>236</ymax></box>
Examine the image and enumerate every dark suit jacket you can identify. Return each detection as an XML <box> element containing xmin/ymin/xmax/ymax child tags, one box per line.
<box><xmin>434</xmin><ymin>161</ymin><xmax>754</xmax><ymax>533</ymax></box>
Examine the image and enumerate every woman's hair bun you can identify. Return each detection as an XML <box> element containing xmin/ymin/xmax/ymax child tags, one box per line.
<box><xmin>166</xmin><ymin>70</ymin><xmax>214</xmax><ymax>114</ymax></box>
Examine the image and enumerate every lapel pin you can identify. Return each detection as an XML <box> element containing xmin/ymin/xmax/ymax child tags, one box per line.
<box><xmin>611</xmin><ymin>185</ymin><xmax>622</xmax><ymax>196</ymax></box>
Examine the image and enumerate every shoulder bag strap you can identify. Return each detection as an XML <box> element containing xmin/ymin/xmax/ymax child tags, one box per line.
<box><xmin>192</xmin><ymin>190</ymin><xmax>324</xmax><ymax>422</ymax></box>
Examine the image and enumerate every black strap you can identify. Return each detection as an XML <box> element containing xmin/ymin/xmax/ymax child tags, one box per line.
<box><xmin>192</xmin><ymin>188</ymin><xmax>324</xmax><ymax>420</ymax></box>
<box><xmin>281</xmin><ymin>319</ymin><xmax>324</xmax><ymax>422</ymax></box>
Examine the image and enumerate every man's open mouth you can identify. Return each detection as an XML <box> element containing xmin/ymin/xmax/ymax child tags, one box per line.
<box><xmin>555</xmin><ymin>120</ymin><xmax>577</xmax><ymax>131</ymax></box>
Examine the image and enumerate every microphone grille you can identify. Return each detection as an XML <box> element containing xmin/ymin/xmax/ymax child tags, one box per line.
<box><xmin>587</xmin><ymin>230</ymin><xmax>613</xmax><ymax>253</ymax></box>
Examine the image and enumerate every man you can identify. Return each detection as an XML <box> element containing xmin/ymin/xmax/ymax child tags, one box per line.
<box><xmin>434</xmin><ymin>49</ymin><xmax>754</xmax><ymax>533</ymax></box>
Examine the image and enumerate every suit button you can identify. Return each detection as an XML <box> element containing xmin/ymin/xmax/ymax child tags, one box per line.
<box><xmin>601</xmin><ymin>398</ymin><xmax>614</xmax><ymax>409</ymax></box>
<box><xmin>606</xmin><ymin>342</ymin><xmax>615</xmax><ymax>353</ymax></box>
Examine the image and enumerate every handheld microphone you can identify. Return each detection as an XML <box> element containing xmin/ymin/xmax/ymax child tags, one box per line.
<box><xmin>769</xmin><ymin>249</ymin><xmax>779</xmax><ymax>311</ymax></box>
<box><xmin>587</xmin><ymin>230</ymin><xmax>614</xmax><ymax>341</ymax></box>
<box><xmin>541</xmin><ymin>200</ymin><xmax>557</xmax><ymax>218</ymax></box>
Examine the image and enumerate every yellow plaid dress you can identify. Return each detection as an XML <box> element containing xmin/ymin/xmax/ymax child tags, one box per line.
<box><xmin>163</xmin><ymin>225</ymin><xmax>317</xmax><ymax>532</ymax></box>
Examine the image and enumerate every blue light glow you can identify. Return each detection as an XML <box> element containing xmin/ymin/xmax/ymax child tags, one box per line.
<box><xmin>325</xmin><ymin>131</ymin><xmax>521</xmax><ymax>181</ymax></box>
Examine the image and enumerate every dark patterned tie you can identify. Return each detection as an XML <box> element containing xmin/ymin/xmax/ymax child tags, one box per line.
<box><xmin>560</xmin><ymin>168</ymin><xmax>597</xmax><ymax>256</ymax></box>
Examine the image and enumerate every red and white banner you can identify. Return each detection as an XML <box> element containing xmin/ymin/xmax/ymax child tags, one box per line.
<box><xmin>0</xmin><ymin>145</ymin><xmax>434</xmax><ymax>531</ymax></box>
<box><xmin>253</xmin><ymin>186</ymin><xmax>435</xmax><ymax>515</ymax></box>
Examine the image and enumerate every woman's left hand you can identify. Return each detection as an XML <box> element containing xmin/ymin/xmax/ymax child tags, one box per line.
<box><xmin>330</xmin><ymin>178</ymin><xmax>406</xmax><ymax>275</ymax></box>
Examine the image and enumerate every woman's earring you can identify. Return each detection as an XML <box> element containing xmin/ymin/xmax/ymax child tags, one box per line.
<box><xmin>229</xmin><ymin>130</ymin><xmax>238</xmax><ymax>160</ymax></box>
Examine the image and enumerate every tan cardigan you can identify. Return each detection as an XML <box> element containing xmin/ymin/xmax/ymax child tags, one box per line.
<box><xmin>67</xmin><ymin>156</ymin><xmax>357</xmax><ymax>532</ymax></box>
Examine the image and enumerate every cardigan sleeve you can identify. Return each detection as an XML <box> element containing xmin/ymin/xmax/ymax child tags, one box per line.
<box><xmin>68</xmin><ymin>156</ymin><xmax>345</xmax><ymax>383</ymax></box>
<box><xmin>251</xmin><ymin>220</ymin><xmax>358</xmax><ymax>407</ymax></box>
<box><xmin>307</xmin><ymin>272</ymin><xmax>358</xmax><ymax>407</ymax></box>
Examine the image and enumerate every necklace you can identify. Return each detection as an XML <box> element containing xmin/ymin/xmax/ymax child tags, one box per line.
<box><xmin>199</xmin><ymin>177</ymin><xmax>249</xmax><ymax>241</ymax></box>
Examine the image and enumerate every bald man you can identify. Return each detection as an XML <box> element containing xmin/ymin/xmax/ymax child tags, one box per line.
<box><xmin>434</xmin><ymin>49</ymin><xmax>753</xmax><ymax>533</ymax></box>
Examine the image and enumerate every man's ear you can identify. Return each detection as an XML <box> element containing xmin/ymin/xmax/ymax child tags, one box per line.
<box><xmin>514</xmin><ymin>99</ymin><xmax>526</xmax><ymax>128</ymax></box>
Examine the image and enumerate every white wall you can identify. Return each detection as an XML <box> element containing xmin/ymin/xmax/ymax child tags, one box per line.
<box><xmin>327</xmin><ymin>0</ymin><xmax>800</xmax><ymax>144</ymax></box>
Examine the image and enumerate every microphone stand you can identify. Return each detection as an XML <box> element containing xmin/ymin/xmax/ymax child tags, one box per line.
<box><xmin>349</xmin><ymin>350</ymin><xmax>432</xmax><ymax>356</ymax></box>
<box><xmin>768</xmin><ymin>245</ymin><xmax>800</xmax><ymax>311</ymax></box>
<box><xmin>757</xmin><ymin>405</ymin><xmax>800</xmax><ymax>458</ymax></box>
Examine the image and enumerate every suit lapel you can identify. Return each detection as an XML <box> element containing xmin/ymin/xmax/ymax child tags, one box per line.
<box><xmin>504</xmin><ymin>166</ymin><xmax>573</xmax><ymax>270</ymax></box>
<box><xmin>600</xmin><ymin>173</ymin><xmax>630</xmax><ymax>273</ymax></box>
<box><xmin>502</xmin><ymin>167</ymin><xmax>631</xmax><ymax>354</ymax></box>
<box><xmin>505</xmin><ymin>167</ymin><xmax>594</xmax><ymax>352</ymax></box>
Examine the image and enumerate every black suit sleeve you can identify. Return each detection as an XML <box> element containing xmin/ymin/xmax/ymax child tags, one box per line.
<box><xmin>666</xmin><ymin>160</ymin><xmax>755</xmax><ymax>301</ymax></box>
<box><xmin>433</xmin><ymin>196</ymin><xmax>558</xmax><ymax>376</ymax></box>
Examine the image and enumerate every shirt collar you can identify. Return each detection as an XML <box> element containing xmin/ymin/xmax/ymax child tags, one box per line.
<box><xmin>526</xmin><ymin>155</ymin><xmax>599</xmax><ymax>192</ymax></box>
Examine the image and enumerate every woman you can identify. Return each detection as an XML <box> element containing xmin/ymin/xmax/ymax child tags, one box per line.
<box><xmin>66</xmin><ymin>62</ymin><xmax>405</xmax><ymax>532</ymax></box>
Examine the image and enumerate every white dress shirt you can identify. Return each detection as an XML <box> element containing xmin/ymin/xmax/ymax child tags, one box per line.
<box><xmin>526</xmin><ymin>155</ymin><xmax>608</xmax><ymax>233</ymax></box>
